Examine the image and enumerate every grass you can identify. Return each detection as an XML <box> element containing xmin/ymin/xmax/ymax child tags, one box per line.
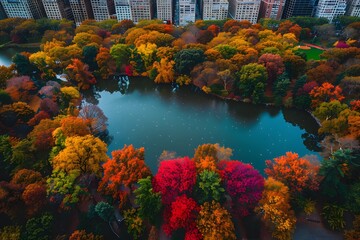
<box><xmin>297</xmin><ymin>47</ymin><xmax>324</xmax><ymax>61</ymax></box>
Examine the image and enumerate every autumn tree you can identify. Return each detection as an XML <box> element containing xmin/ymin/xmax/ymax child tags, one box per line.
<box><xmin>174</xmin><ymin>48</ymin><xmax>205</xmax><ymax>75</ymax></box>
<box><xmin>28</xmin><ymin>118</ymin><xmax>60</xmax><ymax>151</ymax></box>
<box><xmin>22</xmin><ymin>182</ymin><xmax>47</xmax><ymax>216</ymax></box>
<box><xmin>96</xmin><ymin>47</ymin><xmax>116</xmax><ymax>79</ymax></box>
<box><xmin>152</xmin><ymin>58</ymin><xmax>175</xmax><ymax>83</ymax></box>
<box><xmin>24</xmin><ymin>213</ymin><xmax>54</xmax><ymax>240</ymax></box>
<box><xmin>134</xmin><ymin>176</ymin><xmax>162</xmax><ymax>225</ymax></box>
<box><xmin>73</xmin><ymin>32</ymin><xmax>102</xmax><ymax>48</ymax></box>
<box><xmin>78</xmin><ymin>103</ymin><xmax>108</xmax><ymax>138</ymax></box>
<box><xmin>98</xmin><ymin>145</ymin><xmax>151</xmax><ymax>208</ymax></box>
<box><xmin>111</xmin><ymin>19</ymin><xmax>135</xmax><ymax>34</ymax></box>
<box><xmin>306</xmin><ymin>64</ymin><xmax>336</xmax><ymax>84</ymax></box>
<box><xmin>153</xmin><ymin>157</ymin><xmax>197</xmax><ymax>205</ymax></box>
<box><xmin>218</xmin><ymin>160</ymin><xmax>264</xmax><ymax>216</ymax></box>
<box><xmin>309</xmin><ymin>82</ymin><xmax>345</xmax><ymax>109</ymax></box>
<box><xmin>258</xmin><ymin>53</ymin><xmax>285</xmax><ymax>85</ymax></box>
<box><xmin>265</xmin><ymin>152</ymin><xmax>320</xmax><ymax>194</ymax></box>
<box><xmin>60</xmin><ymin>116</ymin><xmax>91</xmax><ymax>137</ymax></box>
<box><xmin>0</xmin><ymin>65</ymin><xmax>14</xmax><ymax>89</ymax></box>
<box><xmin>66</xmin><ymin>58</ymin><xmax>96</xmax><ymax>90</ymax></box>
<box><xmin>52</xmin><ymin>135</ymin><xmax>107</xmax><ymax>176</ymax></box>
<box><xmin>69</xmin><ymin>230</ymin><xmax>104</xmax><ymax>240</ymax></box>
<box><xmin>5</xmin><ymin>76</ymin><xmax>36</xmax><ymax>102</ymax></box>
<box><xmin>95</xmin><ymin>201</ymin><xmax>114</xmax><ymax>222</ymax></box>
<box><xmin>0</xmin><ymin>225</ymin><xmax>21</xmax><ymax>240</ymax></box>
<box><xmin>237</xmin><ymin>63</ymin><xmax>268</xmax><ymax>103</ymax></box>
<box><xmin>197</xmin><ymin>201</ymin><xmax>236</xmax><ymax>240</ymax></box>
<box><xmin>314</xmin><ymin>100</ymin><xmax>349</xmax><ymax>122</ymax></box>
<box><xmin>255</xmin><ymin>177</ymin><xmax>296</xmax><ymax>240</ymax></box>
<box><xmin>110</xmin><ymin>43</ymin><xmax>131</xmax><ymax>69</ymax></box>
<box><xmin>194</xmin><ymin>170</ymin><xmax>225</xmax><ymax>204</ymax></box>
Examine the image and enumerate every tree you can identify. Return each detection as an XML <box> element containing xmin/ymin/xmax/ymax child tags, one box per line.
<box><xmin>174</xmin><ymin>48</ymin><xmax>205</xmax><ymax>75</ymax></box>
<box><xmin>152</xmin><ymin>58</ymin><xmax>175</xmax><ymax>83</ymax></box>
<box><xmin>255</xmin><ymin>177</ymin><xmax>296</xmax><ymax>240</ymax></box>
<box><xmin>218</xmin><ymin>160</ymin><xmax>264</xmax><ymax>216</ymax></box>
<box><xmin>237</xmin><ymin>63</ymin><xmax>268</xmax><ymax>100</ymax></box>
<box><xmin>11</xmin><ymin>169</ymin><xmax>43</xmax><ymax>186</ymax></box>
<box><xmin>66</xmin><ymin>58</ymin><xmax>96</xmax><ymax>90</ymax></box>
<box><xmin>194</xmin><ymin>170</ymin><xmax>225</xmax><ymax>204</ymax></box>
<box><xmin>78</xmin><ymin>103</ymin><xmax>108</xmax><ymax>138</ymax></box>
<box><xmin>0</xmin><ymin>65</ymin><xmax>14</xmax><ymax>89</ymax></box>
<box><xmin>28</xmin><ymin>118</ymin><xmax>60</xmax><ymax>151</ymax></box>
<box><xmin>12</xmin><ymin>53</ymin><xmax>37</xmax><ymax>76</ymax></box>
<box><xmin>25</xmin><ymin>213</ymin><xmax>53</xmax><ymax>240</ymax></box>
<box><xmin>309</xmin><ymin>82</ymin><xmax>345</xmax><ymax>109</ymax></box>
<box><xmin>111</xmin><ymin>19</ymin><xmax>135</xmax><ymax>34</ymax></box>
<box><xmin>5</xmin><ymin>76</ymin><xmax>36</xmax><ymax>102</ymax></box>
<box><xmin>134</xmin><ymin>176</ymin><xmax>162</xmax><ymax>225</ymax></box>
<box><xmin>163</xmin><ymin>195</ymin><xmax>200</xmax><ymax>236</ymax></box>
<box><xmin>73</xmin><ymin>32</ymin><xmax>102</xmax><ymax>48</ymax></box>
<box><xmin>258</xmin><ymin>53</ymin><xmax>285</xmax><ymax>85</ymax></box>
<box><xmin>265</xmin><ymin>152</ymin><xmax>320</xmax><ymax>194</ymax></box>
<box><xmin>197</xmin><ymin>201</ymin><xmax>236</xmax><ymax>240</ymax></box>
<box><xmin>153</xmin><ymin>157</ymin><xmax>197</xmax><ymax>205</ymax></box>
<box><xmin>110</xmin><ymin>43</ymin><xmax>131</xmax><ymax>69</ymax></box>
<box><xmin>96</xmin><ymin>47</ymin><xmax>116</xmax><ymax>79</ymax></box>
<box><xmin>98</xmin><ymin>145</ymin><xmax>151</xmax><ymax>208</ymax></box>
<box><xmin>123</xmin><ymin>208</ymin><xmax>144</xmax><ymax>239</ymax></box>
<box><xmin>69</xmin><ymin>230</ymin><xmax>104</xmax><ymax>240</ymax></box>
<box><xmin>0</xmin><ymin>225</ymin><xmax>21</xmax><ymax>240</ymax></box>
<box><xmin>95</xmin><ymin>202</ymin><xmax>114</xmax><ymax>222</ymax></box>
<box><xmin>313</xmin><ymin>100</ymin><xmax>348</xmax><ymax>122</ymax></box>
<box><xmin>82</xmin><ymin>45</ymin><xmax>98</xmax><ymax>70</ymax></box>
<box><xmin>283</xmin><ymin>53</ymin><xmax>306</xmax><ymax>79</ymax></box>
<box><xmin>60</xmin><ymin>116</ymin><xmax>91</xmax><ymax>137</ymax></box>
<box><xmin>22</xmin><ymin>182</ymin><xmax>47</xmax><ymax>216</ymax></box>
<box><xmin>0</xmin><ymin>135</ymin><xmax>13</xmax><ymax>179</ymax></box>
<box><xmin>306</xmin><ymin>64</ymin><xmax>336</xmax><ymax>84</ymax></box>
<box><xmin>52</xmin><ymin>135</ymin><xmax>107</xmax><ymax>176</ymax></box>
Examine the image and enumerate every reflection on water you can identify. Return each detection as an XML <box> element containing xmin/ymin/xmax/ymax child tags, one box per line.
<box><xmin>86</xmin><ymin>77</ymin><xmax>321</xmax><ymax>173</ymax></box>
<box><xmin>0</xmin><ymin>47</ymin><xmax>38</xmax><ymax>67</ymax></box>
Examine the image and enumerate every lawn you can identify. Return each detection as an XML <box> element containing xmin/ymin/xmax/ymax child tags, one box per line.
<box><xmin>296</xmin><ymin>47</ymin><xmax>324</xmax><ymax>60</ymax></box>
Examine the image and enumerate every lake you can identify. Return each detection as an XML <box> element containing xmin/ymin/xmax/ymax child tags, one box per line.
<box><xmin>0</xmin><ymin>49</ymin><xmax>321</xmax><ymax>174</ymax></box>
<box><xmin>86</xmin><ymin>78</ymin><xmax>321</xmax><ymax>173</ymax></box>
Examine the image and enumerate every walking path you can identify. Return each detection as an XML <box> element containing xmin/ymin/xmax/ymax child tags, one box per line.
<box><xmin>303</xmin><ymin>43</ymin><xmax>327</xmax><ymax>51</ymax></box>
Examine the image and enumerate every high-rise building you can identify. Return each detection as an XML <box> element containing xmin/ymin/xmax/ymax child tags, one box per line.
<box><xmin>315</xmin><ymin>0</ymin><xmax>346</xmax><ymax>22</ymax></box>
<box><xmin>69</xmin><ymin>0</ymin><xmax>93</xmax><ymax>25</ymax></box>
<box><xmin>228</xmin><ymin>0</ymin><xmax>261</xmax><ymax>23</ymax></box>
<box><xmin>157</xmin><ymin>0</ymin><xmax>172</xmax><ymax>22</ymax></box>
<box><xmin>114</xmin><ymin>0</ymin><xmax>132</xmax><ymax>21</ymax></box>
<box><xmin>346</xmin><ymin>0</ymin><xmax>360</xmax><ymax>17</ymax></box>
<box><xmin>202</xmin><ymin>0</ymin><xmax>229</xmax><ymax>20</ymax></box>
<box><xmin>259</xmin><ymin>0</ymin><xmax>286</xmax><ymax>20</ymax></box>
<box><xmin>282</xmin><ymin>0</ymin><xmax>315</xmax><ymax>18</ymax></box>
<box><xmin>90</xmin><ymin>0</ymin><xmax>115</xmax><ymax>21</ymax></box>
<box><xmin>177</xmin><ymin>0</ymin><xmax>196</xmax><ymax>25</ymax></box>
<box><xmin>42</xmin><ymin>0</ymin><xmax>73</xmax><ymax>20</ymax></box>
<box><xmin>0</xmin><ymin>0</ymin><xmax>46</xmax><ymax>19</ymax></box>
<box><xmin>130</xmin><ymin>0</ymin><xmax>152</xmax><ymax>23</ymax></box>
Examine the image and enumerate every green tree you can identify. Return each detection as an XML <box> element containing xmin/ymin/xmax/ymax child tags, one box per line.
<box><xmin>237</xmin><ymin>63</ymin><xmax>268</xmax><ymax>100</ymax></box>
<box><xmin>174</xmin><ymin>48</ymin><xmax>205</xmax><ymax>75</ymax></box>
<box><xmin>194</xmin><ymin>170</ymin><xmax>225</xmax><ymax>204</ymax></box>
<box><xmin>82</xmin><ymin>45</ymin><xmax>99</xmax><ymax>70</ymax></box>
<box><xmin>110</xmin><ymin>43</ymin><xmax>131</xmax><ymax>69</ymax></box>
<box><xmin>95</xmin><ymin>202</ymin><xmax>114</xmax><ymax>222</ymax></box>
<box><xmin>314</xmin><ymin>100</ymin><xmax>348</xmax><ymax>122</ymax></box>
<box><xmin>25</xmin><ymin>213</ymin><xmax>54</xmax><ymax>240</ymax></box>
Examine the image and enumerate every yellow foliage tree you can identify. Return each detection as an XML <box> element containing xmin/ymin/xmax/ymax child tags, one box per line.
<box><xmin>52</xmin><ymin>135</ymin><xmax>107</xmax><ymax>176</ymax></box>
<box><xmin>152</xmin><ymin>58</ymin><xmax>175</xmax><ymax>83</ymax></box>
<box><xmin>197</xmin><ymin>201</ymin><xmax>236</xmax><ymax>240</ymax></box>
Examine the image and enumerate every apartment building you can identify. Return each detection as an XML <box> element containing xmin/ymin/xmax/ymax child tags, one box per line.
<box><xmin>69</xmin><ymin>0</ymin><xmax>93</xmax><ymax>25</ymax></box>
<box><xmin>42</xmin><ymin>0</ymin><xmax>73</xmax><ymax>20</ymax></box>
<box><xmin>228</xmin><ymin>0</ymin><xmax>261</xmax><ymax>23</ymax></box>
<box><xmin>130</xmin><ymin>0</ymin><xmax>152</xmax><ymax>23</ymax></box>
<box><xmin>0</xmin><ymin>2</ymin><xmax>6</xmax><ymax>19</ymax></box>
<box><xmin>90</xmin><ymin>0</ymin><xmax>115</xmax><ymax>21</ymax></box>
<box><xmin>177</xmin><ymin>0</ymin><xmax>196</xmax><ymax>25</ymax></box>
<box><xmin>346</xmin><ymin>0</ymin><xmax>360</xmax><ymax>17</ymax></box>
<box><xmin>259</xmin><ymin>0</ymin><xmax>286</xmax><ymax>20</ymax></box>
<box><xmin>157</xmin><ymin>0</ymin><xmax>172</xmax><ymax>22</ymax></box>
<box><xmin>114</xmin><ymin>0</ymin><xmax>132</xmax><ymax>21</ymax></box>
<box><xmin>315</xmin><ymin>0</ymin><xmax>346</xmax><ymax>22</ymax></box>
<box><xmin>0</xmin><ymin>0</ymin><xmax>45</xmax><ymax>19</ymax></box>
<box><xmin>282</xmin><ymin>0</ymin><xmax>314</xmax><ymax>18</ymax></box>
<box><xmin>202</xmin><ymin>0</ymin><xmax>229</xmax><ymax>20</ymax></box>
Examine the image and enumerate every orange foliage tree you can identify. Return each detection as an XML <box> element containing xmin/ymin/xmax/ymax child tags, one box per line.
<box><xmin>98</xmin><ymin>145</ymin><xmax>151</xmax><ymax>208</ymax></box>
<box><xmin>66</xmin><ymin>58</ymin><xmax>96</xmax><ymax>90</ymax></box>
<box><xmin>265</xmin><ymin>152</ymin><xmax>320</xmax><ymax>194</ymax></box>
<box><xmin>309</xmin><ymin>82</ymin><xmax>345</xmax><ymax>109</ymax></box>
<box><xmin>60</xmin><ymin>116</ymin><xmax>91</xmax><ymax>137</ymax></box>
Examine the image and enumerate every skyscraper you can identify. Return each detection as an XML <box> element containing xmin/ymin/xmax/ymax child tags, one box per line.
<box><xmin>130</xmin><ymin>0</ymin><xmax>152</xmax><ymax>23</ymax></box>
<box><xmin>42</xmin><ymin>0</ymin><xmax>72</xmax><ymax>20</ymax></box>
<box><xmin>157</xmin><ymin>0</ymin><xmax>172</xmax><ymax>22</ymax></box>
<box><xmin>282</xmin><ymin>0</ymin><xmax>315</xmax><ymax>18</ymax></box>
<box><xmin>202</xmin><ymin>0</ymin><xmax>229</xmax><ymax>20</ymax></box>
<box><xmin>69</xmin><ymin>0</ymin><xmax>93</xmax><ymax>25</ymax></box>
<box><xmin>177</xmin><ymin>0</ymin><xmax>196</xmax><ymax>25</ymax></box>
<box><xmin>0</xmin><ymin>1</ymin><xmax>7</xmax><ymax>19</ymax></box>
<box><xmin>228</xmin><ymin>0</ymin><xmax>261</xmax><ymax>23</ymax></box>
<box><xmin>90</xmin><ymin>0</ymin><xmax>115</xmax><ymax>21</ymax></box>
<box><xmin>0</xmin><ymin>0</ymin><xmax>46</xmax><ymax>19</ymax></box>
<box><xmin>315</xmin><ymin>0</ymin><xmax>346</xmax><ymax>22</ymax></box>
<box><xmin>346</xmin><ymin>0</ymin><xmax>360</xmax><ymax>17</ymax></box>
<box><xmin>114</xmin><ymin>0</ymin><xmax>132</xmax><ymax>21</ymax></box>
<box><xmin>259</xmin><ymin>0</ymin><xmax>286</xmax><ymax>20</ymax></box>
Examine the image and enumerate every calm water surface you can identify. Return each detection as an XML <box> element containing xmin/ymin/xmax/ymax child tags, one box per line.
<box><xmin>87</xmin><ymin>78</ymin><xmax>321</xmax><ymax>173</ymax></box>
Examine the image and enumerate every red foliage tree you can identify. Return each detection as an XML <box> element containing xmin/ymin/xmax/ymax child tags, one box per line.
<box><xmin>66</xmin><ymin>58</ymin><xmax>96</xmax><ymax>90</ymax></box>
<box><xmin>5</xmin><ymin>76</ymin><xmax>36</xmax><ymax>102</ymax></box>
<box><xmin>22</xmin><ymin>182</ymin><xmax>47</xmax><ymax>215</ymax></box>
<box><xmin>218</xmin><ymin>160</ymin><xmax>264</xmax><ymax>216</ymax></box>
<box><xmin>40</xmin><ymin>98</ymin><xmax>59</xmax><ymax>117</ymax></box>
<box><xmin>258</xmin><ymin>53</ymin><xmax>285</xmax><ymax>85</ymax></box>
<box><xmin>153</xmin><ymin>157</ymin><xmax>197</xmax><ymax>205</ymax></box>
<box><xmin>27</xmin><ymin>111</ymin><xmax>50</xmax><ymax>126</ymax></box>
<box><xmin>350</xmin><ymin>100</ymin><xmax>360</xmax><ymax>111</ymax></box>
<box><xmin>309</xmin><ymin>82</ymin><xmax>345</xmax><ymax>108</ymax></box>
<box><xmin>162</xmin><ymin>195</ymin><xmax>200</xmax><ymax>236</ymax></box>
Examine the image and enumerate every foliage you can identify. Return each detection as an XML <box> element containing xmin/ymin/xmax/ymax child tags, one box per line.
<box><xmin>66</xmin><ymin>58</ymin><xmax>96</xmax><ymax>90</ymax></box>
<box><xmin>22</xmin><ymin>182</ymin><xmax>47</xmax><ymax>215</ymax></box>
<box><xmin>123</xmin><ymin>208</ymin><xmax>143</xmax><ymax>240</ymax></box>
<box><xmin>218</xmin><ymin>160</ymin><xmax>264</xmax><ymax>216</ymax></box>
<box><xmin>309</xmin><ymin>82</ymin><xmax>345</xmax><ymax>109</ymax></box>
<box><xmin>197</xmin><ymin>201</ymin><xmax>236</xmax><ymax>239</ymax></box>
<box><xmin>322</xmin><ymin>204</ymin><xmax>345</xmax><ymax>230</ymax></box>
<box><xmin>256</xmin><ymin>177</ymin><xmax>296</xmax><ymax>240</ymax></box>
<box><xmin>153</xmin><ymin>157</ymin><xmax>197</xmax><ymax>205</ymax></box>
<box><xmin>237</xmin><ymin>63</ymin><xmax>267</xmax><ymax>101</ymax></box>
<box><xmin>0</xmin><ymin>225</ymin><xmax>21</xmax><ymax>240</ymax></box>
<box><xmin>25</xmin><ymin>213</ymin><xmax>54</xmax><ymax>240</ymax></box>
<box><xmin>134</xmin><ymin>176</ymin><xmax>162</xmax><ymax>225</ymax></box>
<box><xmin>174</xmin><ymin>48</ymin><xmax>205</xmax><ymax>75</ymax></box>
<box><xmin>344</xmin><ymin>215</ymin><xmax>360</xmax><ymax>240</ymax></box>
<box><xmin>265</xmin><ymin>152</ymin><xmax>320</xmax><ymax>194</ymax></box>
<box><xmin>194</xmin><ymin>170</ymin><xmax>225</xmax><ymax>204</ymax></box>
<box><xmin>95</xmin><ymin>202</ymin><xmax>114</xmax><ymax>222</ymax></box>
<box><xmin>68</xmin><ymin>230</ymin><xmax>104</xmax><ymax>240</ymax></box>
<box><xmin>52</xmin><ymin>135</ymin><xmax>107</xmax><ymax>176</ymax></box>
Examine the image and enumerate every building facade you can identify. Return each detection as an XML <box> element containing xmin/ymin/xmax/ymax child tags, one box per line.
<box><xmin>346</xmin><ymin>0</ymin><xmax>360</xmax><ymax>16</ymax></box>
<box><xmin>114</xmin><ymin>0</ymin><xmax>132</xmax><ymax>21</ymax></box>
<box><xmin>228</xmin><ymin>0</ymin><xmax>261</xmax><ymax>23</ymax></box>
<box><xmin>130</xmin><ymin>0</ymin><xmax>152</xmax><ymax>23</ymax></box>
<box><xmin>259</xmin><ymin>0</ymin><xmax>286</xmax><ymax>20</ymax></box>
<box><xmin>90</xmin><ymin>0</ymin><xmax>115</xmax><ymax>21</ymax></box>
<box><xmin>69</xmin><ymin>0</ymin><xmax>93</xmax><ymax>25</ymax></box>
<box><xmin>42</xmin><ymin>0</ymin><xmax>70</xmax><ymax>20</ymax></box>
<box><xmin>282</xmin><ymin>0</ymin><xmax>315</xmax><ymax>18</ymax></box>
<box><xmin>315</xmin><ymin>0</ymin><xmax>346</xmax><ymax>22</ymax></box>
<box><xmin>202</xmin><ymin>0</ymin><xmax>229</xmax><ymax>20</ymax></box>
<box><xmin>177</xmin><ymin>0</ymin><xmax>196</xmax><ymax>25</ymax></box>
<box><xmin>0</xmin><ymin>2</ymin><xmax>7</xmax><ymax>19</ymax></box>
<box><xmin>157</xmin><ymin>0</ymin><xmax>172</xmax><ymax>22</ymax></box>
<box><xmin>0</xmin><ymin>0</ymin><xmax>45</xmax><ymax>19</ymax></box>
